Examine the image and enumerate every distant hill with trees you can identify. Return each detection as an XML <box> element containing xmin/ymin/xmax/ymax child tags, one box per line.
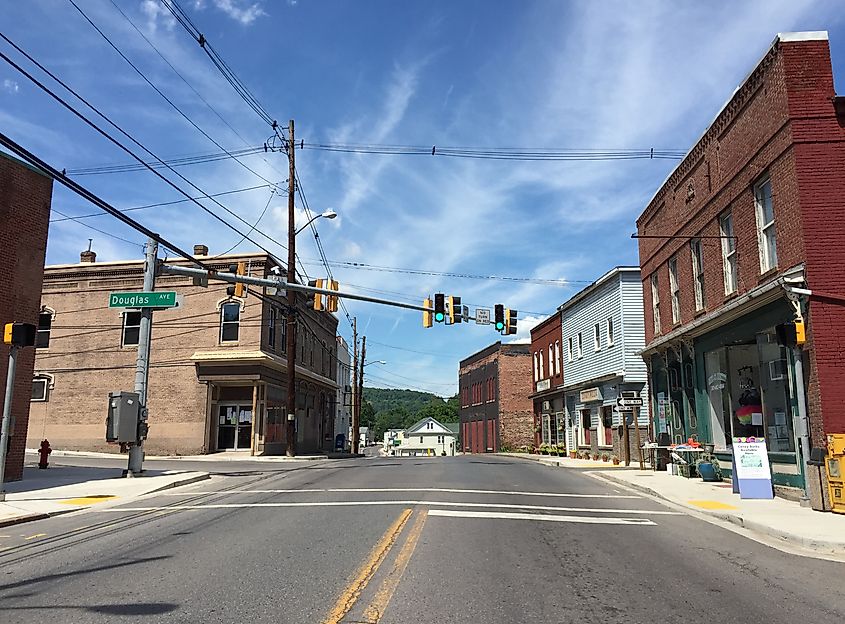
<box><xmin>361</xmin><ymin>387</ymin><xmax>459</xmax><ymax>440</ymax></box>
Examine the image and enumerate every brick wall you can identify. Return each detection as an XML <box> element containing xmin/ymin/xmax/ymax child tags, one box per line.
<box><xmin>0</xmin><ymin>154</ymin><xmax>52</xmax><ymax>481</ymax></box>
<box><xmin>529</xmin><ymin>313</ymin><xmax>563</xmax><ymax>389</ymax></box>
<box><xmin>498</xmin><ymin>348</ymin><xmax>533</xmax><ymax>449</ymax></box>
<box><xmin>637</xmin><ymin>35</ymin><xmax>845</xmax><ymax>445</ymax></box>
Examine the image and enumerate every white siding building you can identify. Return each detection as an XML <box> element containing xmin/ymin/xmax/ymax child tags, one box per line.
<box><xmin>395</xmin><ymin>417</ymin><xmax>457</xmax><ymax>457</ymax></box>
<box><xmin>561</xmin><ymin>267</ymin><xmax>649</xmax><ymax>459</ymax></box>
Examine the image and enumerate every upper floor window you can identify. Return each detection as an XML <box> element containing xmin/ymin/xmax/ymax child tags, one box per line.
<box><xmin>533</xmin><ymin>352</ymin><xmax>539</xmax><ymax>382</ymax></box>
<box><xmin>539</xmin><ymin>349</ymin><xmax>545</xmax><ymax>379</ymax></box>
<box><xmin>606</xmin><ymin>317</ymin><xmax>614</xmax><ymax>347</ymax></box>
<box><xmin>720</xmin><ymin>212</ymin><xmax>737</xmax><ymax>295</ymax></box>
<box><xmin>593</xmin><ymin>323</ymin><xmax>601</xmax><ymax>351</ymax></box>
<box><xmin>567</xmin><ymin>337</ymin><xmax>573</xmax><ymax>362</ymax></box>
<box><xmin>754</xmin><ymin>175</ymin><xmax>777</xmax><ymax>273</ymax></box>
<box><xmin>220</xmin><ymin>302</ymin><xmax>240</xmax><ymax>343</ymax></box>
<box><xmin>690</xmin><ymin>238</ymin><xmax>705</xmax><ymax>311</ymax></box>
<box><xmin>548</xmin><ymin>344</ymin><xmax>553</xmax><ymax>377</ymax></box>
<box><xmin>650</xmin><ymin>273</ymin><xmax>661</xmax><ymax>335</ymax></box>
<box><xmin>554</xmin><ymin>341</ymin><xmax>561</xmax><ymax>376</ymax></box>
<box><xmin>122</xmin><ymin>311</ymin><xmax>142</xmax><ymax>347</ymax></box>
<box><xmin>31</xmin><ymin>374</ymin><xmax>52</xmax><ymax>402</ymax></box>
<box><xmin>577</xmin><ymin>332</ymin><xmax>583</xmax><ymax>359</ymax></box>
<box><xmin>268</xmin><ymin>307</ymin><xmax>277</xmax><ymax>349</ymax></box>
<box><xmin>668</xmin><ymin>257</ymin><xmax>680</xmax><ymax>324</ymax></box>
<box><xmin>36</xmin><ymin>309</ymin><xmax>53</xmax><ymax>348</ymax></box>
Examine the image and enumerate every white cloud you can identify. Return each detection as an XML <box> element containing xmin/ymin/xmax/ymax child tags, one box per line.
<box><xmin>2</xmin><ymin>79</ymin><xmax>18</xmax><ymax>94</ymax></box>
<box><xmin>212</xmin><ymin>0</ymin><xmax>266</xmax><ymax>25</ymax></box>
<box><xmin>506</xmin><ymin>314</ymin><xmax>546</xmax><ymax>345</ymax></box>
<box><xmin>140</xmin><ymin>0</ymin><xmax>176</xmax><ymax>32</ymax></box>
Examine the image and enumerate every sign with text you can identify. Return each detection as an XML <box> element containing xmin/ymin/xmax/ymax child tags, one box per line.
<box><xmin>109</xmin><ymin>291</ymin><xmax>178</xmax><ymax>308</ymax></box>
<box><xmin>536</xmin><ymin>379</ymin><xmax>551</xmax><ymax>392</ymax></box>
<box><xmin>732</xmin><ymin>437</ymin><xmax>774</xmax><ymax>499</ymax></box>
<box><xmin>475</xmin><ymin>308</ymin><xmax>490</xmax><ymax>325</ymax></box>
<box><xmin>580</xmin><ymin>387</ymin><xmax>602</xmax><ymax>403</ymax></box>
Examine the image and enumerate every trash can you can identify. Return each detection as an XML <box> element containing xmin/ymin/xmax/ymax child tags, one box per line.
<box><xmin>807</xmin><ymin>447</ymin><xmax>831</xmax><ymax>512</ymax></box>
<box><xmin>826</xmin><ymin>434</ymin><xmax>845</xmax><ymax>515</ymax></box>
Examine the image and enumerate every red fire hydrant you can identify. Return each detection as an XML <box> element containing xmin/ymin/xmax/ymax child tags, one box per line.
<box><xmin>38</xmin><ymin>439</ymin><xmax>52</xmax><ymax>469</ymax></box>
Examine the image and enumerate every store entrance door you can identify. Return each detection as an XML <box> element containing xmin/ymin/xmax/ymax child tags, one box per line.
<box><xmin>217</xmin><ymin>403</ymin><xmax>253</xmax><ymax>451</ymax></box>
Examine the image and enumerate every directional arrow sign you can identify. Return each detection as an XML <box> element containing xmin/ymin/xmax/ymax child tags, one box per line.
<box><xmin>616</xmin><ymin>396</ymin><xmax>644</xmax><ymax>408</ymax></box>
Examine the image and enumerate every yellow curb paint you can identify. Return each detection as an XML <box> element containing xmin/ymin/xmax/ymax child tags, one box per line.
<box><xmin>24</xmin><ymin>533</ymin><xmax>46</xmax><ymax>540</ymax></box>
<box><xmin>60</xmin><ymin>495</ymin><xmax>118</xmax><ymax>506</ymax></box>
<box><xmin>688</xmin><ymin>500</ymin><xmax>738</xmax><ymax>510</ymax></box>
<box><xmin>322</xmin><ymin>508</ymin><xmax>413</xmax><ymax>624</ymax></box>
<box><xmin>363</xmin><ymin>510</ymin><xmax>428</xmax><ymax>623</ymax></box>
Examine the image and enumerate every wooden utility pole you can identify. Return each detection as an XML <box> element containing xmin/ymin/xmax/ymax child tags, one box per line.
<box><xmin>622</xmin><ymin>411</ymin><xmax>630</xmax><ymax>466</ymax></box>
<box><xmin>634</xmin><ymin>407</ymin><xmax>644</xmax><ymax>469</ymax></box>
<box><xmin>351</xmin><ymin>318</ymin><xmax>358</xmax><ymax>454</ymax></box>
<box><xmin>358</xmin><ymin>336</ymin><xmax>367</xmax><ymax>448</ymax></box>
<box><xmin>285</xmin><ymin>119</ymin><xmax>297</xmax><ymax>457</ymax></box>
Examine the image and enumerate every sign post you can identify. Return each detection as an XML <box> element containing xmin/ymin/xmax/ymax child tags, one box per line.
<box><xmin>616</xmin><ymin>394</ymin><xmax>642</xmax><ymax>467</ymax></box>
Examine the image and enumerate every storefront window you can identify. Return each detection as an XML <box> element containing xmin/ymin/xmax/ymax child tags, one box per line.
<box><xmin>703</xmin><ymin>331</ymin><xmax>795</xmax><ymax>452</ymax></box>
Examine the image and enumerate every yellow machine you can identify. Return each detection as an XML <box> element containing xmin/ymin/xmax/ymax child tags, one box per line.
<box><xmin>826</xmin><ymin>434</ymin><xmax>845</xmax><ymax>514</ymax></box>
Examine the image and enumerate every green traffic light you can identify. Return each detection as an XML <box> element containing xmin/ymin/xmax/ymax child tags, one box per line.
<box><xmin>435</xmin><ymin>312</ymin><xmax>445</xmax><ymax>322</ymax></box>
<box><xmin>495</xmin><ymin>322</ymin><xmax>504</xmax><ymax>330</ymax></box>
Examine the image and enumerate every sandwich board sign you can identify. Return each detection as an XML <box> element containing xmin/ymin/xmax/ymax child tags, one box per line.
<box><xmin>732</xmin><ymin>437</ymin><xmax>773</xmax><ymax>499</ymax></box>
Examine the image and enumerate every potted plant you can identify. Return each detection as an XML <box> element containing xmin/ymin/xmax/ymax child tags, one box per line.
<box><xmin>611</xmin><ymin>454</ymin><xmax>620</xmax><ymax>465</ymax></box>
<box><xmin>569</xmin><ymin>449</ymin><xmax>577</xmax><ymax>459</ymax></box>
<box><xmin>539</xmin><ymin>444</ymin><xmax>549</xmax><ymax>455</ymax></box>
<box><xmin>601</xmin><ymin>452</ymin><xmax>609</xmax><ymax>462</ymax></box>
<box><xmin>592</xmin><ymin>452</ymin><xmax>600</xmax><ymax>461</ymax></box>
<box><xmin>696</xmin><ymin>453</ymin><xmax>722</xmax><ymax>482</ymax></box>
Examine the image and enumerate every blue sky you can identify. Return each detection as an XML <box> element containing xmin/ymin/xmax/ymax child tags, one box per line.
<box><xmin>3</xmin><ymin>0</ymin><xmax>844</xmax><ymax>397</ymax></box>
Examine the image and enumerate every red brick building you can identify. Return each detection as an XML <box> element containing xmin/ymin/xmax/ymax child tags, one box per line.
<box><xmin>529</xmin><ymin>312</ymin><xmax>564</xmax><ymax>449</ymax></box>
<box><xmin>636</xmin><ymin>32</ymin><xmax>845</xmax><ymax>500</ymax></box>
<box><xmin>0</xmin><ymin>153</ymin><xmax>52</xmax><ymax>482</ymax></box>
<box><xmin>458</xmin><ymin>342</ymin><xmax>532</xmax><ymax>452</ymax></box>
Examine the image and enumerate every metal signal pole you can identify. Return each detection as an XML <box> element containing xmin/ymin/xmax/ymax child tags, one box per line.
<box><xmin>128</xmin><ymin>237</ymin><xmax>157</xmax><ymax>475</ymax></box>
<box><xmin>351</xmin><ymin>318</ymin><xmax>358</xmax><ymax>455</ymax></box>
<box><xmin>358</xmin><ymin>336</ymin><xmax>366</xmax><ymax>449</ymax></box>
<box><xmin>285</xmin><ymin>119</ymin><xmax>297</xmax><ymax>457</ymax></box>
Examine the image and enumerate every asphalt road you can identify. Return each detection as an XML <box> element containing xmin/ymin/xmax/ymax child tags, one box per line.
<box><xmin>1</xmin><ymin>454</ymin><xmax>844</xmax><ymax>623</ymax></box>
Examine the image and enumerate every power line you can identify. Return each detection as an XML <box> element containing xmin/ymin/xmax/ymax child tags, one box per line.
<box><xmin>50</xmin><ymin>207</ymin><xmax>144</xmax><ymax>248</ymax></box>
<box><xmin>0</xmin><ymin>33</ymin><xmax>289</xmax><ymax>259</ymax></box>
<box><xmin>0</xmin><ymin>130</ymin><xmax>204</xmax><ymax>266</ymax></box>
<box><xmin>66</xmin><ymin>146</ymin><xmax>267</xmax><ymax>176</ymax></box>
<box><xmin>49</xmin><ymin>183</ymin><xmax>276</xmax><ymax>222</ymax></box>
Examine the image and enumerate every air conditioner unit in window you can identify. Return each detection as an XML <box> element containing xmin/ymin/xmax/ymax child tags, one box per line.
<box><xmin>542</xmin><ymin>401</ymin><xmax>550</xmax><ymax>411</ymax></box>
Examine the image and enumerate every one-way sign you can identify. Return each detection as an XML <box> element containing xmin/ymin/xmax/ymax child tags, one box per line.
<box><xmin>616</xmin><ymin>395</ymin><xmax>643</xmax><ymax>408</ymax></box>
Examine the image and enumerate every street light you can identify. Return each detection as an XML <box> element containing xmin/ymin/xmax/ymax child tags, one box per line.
<box><xmin>364</xmin><ymin>360</ymin><xmax>386</xmax><ymax>367</ymax></box>
<box><xmin>294</xmin><ymin>209</ymin><xmax>337</xmax><ymax>236</ymax></box>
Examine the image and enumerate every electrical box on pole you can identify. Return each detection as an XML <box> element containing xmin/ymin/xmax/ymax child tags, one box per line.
<box><xmin>106</xmin><ymin>391</ymin><xmax>142</xmax><ymax>444</ymax></box>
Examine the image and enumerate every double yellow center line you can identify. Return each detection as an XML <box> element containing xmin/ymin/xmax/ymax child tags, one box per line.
<box><xmin>323</xmin><ymin>508</ymin><xmax>427</xmax><ymax>624</ymax></box>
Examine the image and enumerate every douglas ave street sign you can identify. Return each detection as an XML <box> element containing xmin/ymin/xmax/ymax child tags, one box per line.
<box><xmin>108</xmin><ymin>291</ymin><xmax>178</xmax><ymax>308</ymax></box>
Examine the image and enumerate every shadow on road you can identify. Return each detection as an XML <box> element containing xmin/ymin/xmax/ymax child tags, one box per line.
<box><xmin>0</xmin><ymin>555</ymin><xmax>173</xmax><ymax>593</ymax></box>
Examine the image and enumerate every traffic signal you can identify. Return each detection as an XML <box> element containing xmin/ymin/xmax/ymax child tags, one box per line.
<box><xmin>312</xmin><ymin>279</ymin><xmax>324</xmax><ymax>310</ymax></box>
<box><xmin>448</xmin><ymin>295</ymin><xmax>462</xmax><ymax>324</ymax></box>
<box><xmin>326</xmin><ymin>280</ymin><xmax>339</xmax><ymax>313</ymax></box>
<box><xmin>3</xmin><ymin>322</ymin><xmax>36</xmax><ymax>346</ymax></box>
<box><xmin>227</xmin><ymin>262</ymin><xmax>247</xmax><ymax>298</ymax></box>
<box><xmin>423</xmin><ymin>297</ymin><xmax>433</xmax><ymax>328</ymax></box>
<box><xmin>494</xmin><ymin>304</ymin><xmax>505</xmax><ymax>332</ymax></box>
<box><xmin>776</xmin><ymin>320</ymin><xmax>807</xmax><ymax>347</ymax></box>
<box><xmin>505</xmin><ymin>308</ymin><xmax>518</xmax><ymax>335</ymax></box>
<box><xmin>434</xmin><ymin>293</ymin><xmax>446</xmax><ymax>323</ymax></box>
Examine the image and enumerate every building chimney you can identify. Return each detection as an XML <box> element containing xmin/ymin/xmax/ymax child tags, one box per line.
<box><xmin>80</xmin><ymin>250</ymin><xmax>96</xmax><ymax>263</ymax></box>
<box><xmin>193</xmin><ymin>244</ymin><xmax>209</xmax><ymax>256</ymax></box>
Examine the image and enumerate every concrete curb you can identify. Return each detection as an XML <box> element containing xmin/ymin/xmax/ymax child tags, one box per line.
<box><xmin>592</xmin><ymin>472</ymin><xmax>845</xmax><ymax>556</ymax></box>
<box><xmin>498</xmin><ymin>452</ymin><xmax>639</xmax><ymax>470</ymax></box>
<box><xmin>0</xmin><ymin>472</ymin><xmax>210</xmax><ymax>529</ymax></box>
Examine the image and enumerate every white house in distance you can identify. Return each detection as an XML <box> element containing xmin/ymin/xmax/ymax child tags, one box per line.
<box><xmin>393</xmin><ymin>417</ymin><xmax>457</xmax><ymax>457</ymax></box>
<box><xmin>383</xmin><ymin>428</ymin><xmax>405</xmax><ymax>452</ymax></box>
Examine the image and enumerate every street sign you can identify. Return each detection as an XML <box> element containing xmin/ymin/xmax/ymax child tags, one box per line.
<box><xmin>109</xmin><ymin>291</ymin><xmax>178</xmax><ymax>308</ymax></box>
<box><xmin>616</xmin><ymin>395</ymin><xmax>643</xmax><ymax>408</ymax></box>
<box><xmin>475</xmin><ymin>308</ymin><xmax>491</xmax><ymax>325</ymax></box>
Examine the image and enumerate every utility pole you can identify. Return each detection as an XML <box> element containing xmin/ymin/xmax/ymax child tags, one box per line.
<box><xmin>0</xmin><ymin>345</ymin><xmax>20</xmax><ymax>501</ymax></box>
<box><xmin>285</xmin><ymin>119</ymin><xmax>297</xmax><ymax>457</ymax></box>
<box><xmin>127</xmin><ymin>237</ymin><xmax>157</xmax><ymax>476</ymax></box>
<box><xmin>792</xmin><ymin>345</ymin><xmax>812</xmax><ymax>506</ymax></box>
<box><xmin>358</xmin><ymin>336</ymin><xmax>366</xmax><ymax>449</ymax></box>
<box><xmin>351</xmin><ymin>318</ymin><xmax>358</xmax><ymax>455</ymax></box>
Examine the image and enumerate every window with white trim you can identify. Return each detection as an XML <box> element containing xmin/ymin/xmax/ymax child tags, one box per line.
<box><xmin>720</xmin><ymin>212</ymin><xmax>738</xmax><ymax>295</ymax></box>
<box><xmin>548</xmin><ymin>345</ymin><xmax>553</xmax><ymax>377</ymax></box>
<box><xmin>594</xmin><ymin>323</ymin><xmax>601</xmax><ymax>351</ymax></box>
<box><xmin>577</xmin><ymin>332</ymin><xmax>583</xmax><ymax>359</ymax></box>
<box><xmin>606</xmin><ymin>317</ymin><xmax>614</xmax><ymax>346</ymax></box>
<box><xmin>554</xmin><ymin>341</ymin><xmax>561</xmax><ymax>376</ymax></box>
<box><xmin>539</xmin><ymin>349</ymin><xmax>544</xmax><ymax>379</ymax></box>
<box><xmin>220</xmin><ymin>302</ymin><xmax>241</xmax><ymax>343</ymax></box>
<box><xmin>567</xmin><ymin>337</ymin><xmax>573</xmax><ymax>362</ymax></box>
<box><xmin>651</xmin><ymin>273</ymin><xmax>661</xmax><ymax>335</ymax></box>
<box><xmin>36</xmin><ymin>309</ymin><xmax>53</xmax><ymax>349</ymax></box>
<box><xmin>533</xmin><ymin>352</ymin><xmax>539</xmax><ymax>382</ymax></box>
<box><xmin>268</xmin><ymin>307</ymin><xmax>277</xmax><ymax>349</ymax></box>
<box><xmin>122</xmin><ymin>311</ymin><xmax>142</xmax><ymax>347</ymax></box>
<box><xmin>31</xmin><ymin>375</ymin><xmax>52</xmax><ymax>402</ymax></box>
<box><xmin>668</xmin><ymin>257</ymin><xmax>680</xmax><ymax>324</ymax></box>
<box><xmin>691</xmin><ymin>238</ymin><xmax>705</xmax><ymax>311</ymax></box>
<box><xmin>754</xmin><ymin>175</ymin><xmax>777</xmax><ymax>272</ymax></box>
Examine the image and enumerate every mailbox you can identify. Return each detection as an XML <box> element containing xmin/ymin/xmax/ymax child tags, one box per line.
<box><xmin>826</xmin><ymin>434</ymin><xmax>845</xmax><ymax>514</ymax></box>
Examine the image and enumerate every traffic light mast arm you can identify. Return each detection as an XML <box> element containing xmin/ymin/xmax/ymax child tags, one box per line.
<box><xmin>158</xmin><ymin>263</ymin><xmax>435</xmax><ymax>313</ymax></box>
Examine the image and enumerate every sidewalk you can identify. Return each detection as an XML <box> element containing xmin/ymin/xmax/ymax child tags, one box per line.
<box><xmin>592</xmin><ymin>469</ymin><xmax>845</xmax><ymax>557</ymax></box>
<box><xmin>499</xmin><ymin>451</ymin><xmax>638</xmax><ymax>470</ymax></box>
<box><xmin>1</xmin><ymin>463</ymin><xmax>209</xmax><ymax>528</ymax></box>
<box><xmin>26</xmin><ymin>448</ymin><xmax>360</xmax><ymax>462</ymax></box>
